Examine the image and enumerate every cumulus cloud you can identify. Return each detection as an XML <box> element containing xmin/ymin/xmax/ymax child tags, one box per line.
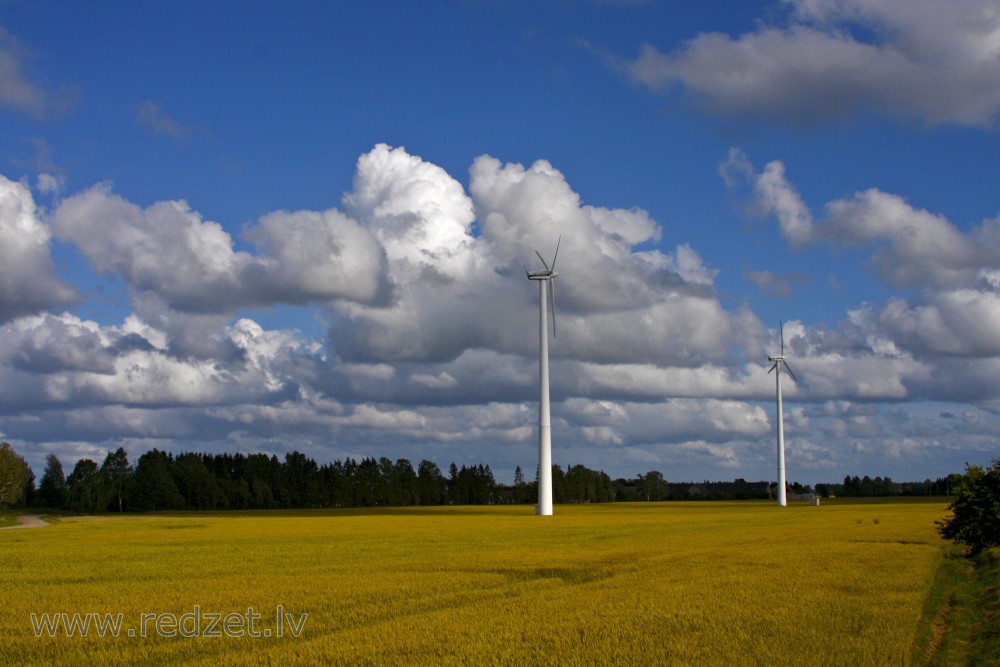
<box><xmin>344</xmin><ymin>144</ymin><xmax>478</xmax><ymax>275</ymax></box>
<box><xmin>0</xmin><ymin>312</ymin><xmax>306</xmax><ymax>412</ymax></box>
<box><xmin>624</xmin><ymin>0</ymin><xmax>1000</xmax><ymax>127</ymax></box>
<box><xmin>721</xmin><ymin>151</ymin><xmax>1000</xmax><ymax>402</ymax></box>
<box><xmin>247</xmin><ymin>208</ymin><xmax>389</xmax><ymax>303</ymax></box>
<box><xmin>6</xmin><ymin>312</ymin><xmax>120</xmax><ymax>375</ymax></box>
<box><xmin>564</xmin><ymin>397</ymin><xmax>771</xmax><ymax>445</ymax></box>
<box><xmin>0</xmin><ymin>175</ymin><xmax>77</xmax><ymax>322</ymax></box>
<box><xmin>876</xmin><ymin>290</ymin><xmax>1000</xmax><ymax>358</ymax></box>
<box><xmin>6</xmin><ymin>143</ymin><xmax>999</xmax><ymax>484</ymax></box>
<box><xmin>469</xmin><ymin>154</ymin><xmax>728</xmax><ymax>358</ymax></box>
<box><xmin>727</xmin><ymin>149</ymin><xmax>1000</xmax><ymax>288</ymax></box>
<box><xmin>0</xmin><ymin>143</ymin><xmax>781</xmax><ymax>480</ymax></box>
<box><xmin>331</xmin><ymin>146</ymin><xmax>731</xmax><ymax>370</ymax></box>
<box><xmin>52</xmin><ymin>183</ymin><xmax>388</xmax><ymax>314</ymax></box>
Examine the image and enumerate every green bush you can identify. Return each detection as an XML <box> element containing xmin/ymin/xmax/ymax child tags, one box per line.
<box><xmin>0</xmin><ymin>442</ymin><xmax>30</xmax><ymax>508</ymax></box>
<box><xmin>937</xmin><ymin>459</ymin><xmax>1000</xmax><ymax>556</ymax></box>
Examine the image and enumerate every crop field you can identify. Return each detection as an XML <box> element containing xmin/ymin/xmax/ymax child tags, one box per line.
<box><xmin>1</xmin><ymin>501</ymin><xmax>949</xmax><ymax>665</ymax></box>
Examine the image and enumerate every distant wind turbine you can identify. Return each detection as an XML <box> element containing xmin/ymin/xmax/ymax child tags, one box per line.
<box><xmin>768</xmin><ymin>321</ymin><xmax>797</xmax><ymax>508</ymax></box>
<box><xmin>527</xmin><ymin>237</ymin><xmax>560</xmax><ymax>516</ymax></box>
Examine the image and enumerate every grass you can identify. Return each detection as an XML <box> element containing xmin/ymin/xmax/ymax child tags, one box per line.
<box><xmin>910</xmin><ymin>545</ymin><xmax>976</xmax><ymax>665</ymax></box>
<box><xmin>969</xmin><ymin>549</ymin><xmax>1000</xmax><ymax>666</ymax></box>
<box><xmin>911</xmin><ymin>546</ymin><xmax>1000</xmax><ymax>667</ymax></box>
<box><xmin>0</xmin><ymin>500</ymin><xmax>950</xmax><ymax>665</ymax></box>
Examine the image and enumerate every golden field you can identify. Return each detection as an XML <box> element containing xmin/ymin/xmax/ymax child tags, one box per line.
<box><xmin>1</xmin><ymin>501</ymin><xmax>949</xmax><ymax>665</ymax></box>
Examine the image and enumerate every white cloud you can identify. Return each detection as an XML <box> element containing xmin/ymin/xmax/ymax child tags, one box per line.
<box><xmin>727</xmin><ymin>150</ymin><xmax>1000</xmax><ymax>374</ymax></box>
<box><xmin>752</xmin><ymin>161</ymin><xmax>815</xmax><ymax>249</ymax></box>
<box><xmin>0</xmin><ymin>175</ymin><xmax>77</xmax><ymax>322</ymax></box>
<box><xmin>246</xmin><ymin>207</ymin><xmax>388</xmax><ymax>303</ymax></box>
<box><xmin>0</xmin><ymin>312</ymin><xmax>305</xmax><ymax>410</ymax></box>
<box><xmin>821</xmin><ymin>189</ymin><xmax>979</xmax><ymax>289</ymax></box>
<box><xmin>333</xmin><ymin>146</ymin><xmax>732</xmax><ymax>369</ymax></box>
<box><xmin>4</xmin><ymin>312</ymin><xmax>118</xmax><ymax>375</ymax></box>
<box><xmin>877</xmin><ymin>289</ymin><xmax>1000</xmax><ymax>357</ymax></box>
<box><xmin>581</xmin><ymin>426</ymin><xmax>625</xmax><ymax>446</ymax></box>
<box><xmin>563</xmin><ymin>397</ymin><xmax>772</xmax><ymax>443</ymax></box>
<box><xmin>52</xmin><ymin>187</ymin><xmax>254</xmax><ymax>310</ymax></box>
<box><xmin>52</xmin><ymin>183</ymin><xmax>388</xmax><ymax>314</ymax></box>
<box><xmin>720</xmin><ymin>151</ymin><xmax>1000</xmax><ymax>289</ymax></box>
<box><xmin>410</xmin><ymin>371</ymin><xmax>459</xmax><ymax>389</ymax></box>
<box><xmin>35</xmin><ymin>173</ymin><xmax>63</xmax><ymax>196</ymax></box>
<box><xmin>344</xmin><ymin>143</ymin><xmax>479</xmax><ymax>277</ymax></box>
<box><xmin>469</xmin><ymin>154</ymin><xmax>729</xmax><ymax>347</ymax></box>
<box><xmin>625</xmin><ymin>0</ymin><xmax>1000</xmax><ymax>127</ymax></box>
<box><xmin>5</xmin><ymin>143</ymin><xmax>1000</xmax><ymax>484</ymax></box>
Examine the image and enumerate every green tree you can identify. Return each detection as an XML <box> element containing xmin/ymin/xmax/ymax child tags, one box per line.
<box><xmin>0</xmin><ymin>442</ymin><xmax>30</xmax><ymax>507</ymax></box>
<box><xmin>551</xmin><ymin>464</ymin><xmax>566</xmax><ymax>504</ymax></box>
<box><xmin>417</xmin><ymin>460</ymin><xmax>446</xmax><ymax>506</ymax></box>
<box><xmin>172</xmin><ymin>453</ymin><xmax>227</xmax><ymax>509</ymax></box>
<box><xmin>322</xmin><ymin>460</ymin><xmax>349</xmax><ymax>507</ymax></box>
<box><xmin>937</xmin><ymin>459</ymin><xmax>1000</xmax><ymax>556</ymax></box>
<box><xmin>22</xmin><ymin>466</ymin><xmax>36</xmax><ymax>507</ymax></box>
<box><xmin>100</xmin><ymin>447</ymin><xmax>133</xmax><ymax>512</ymax></box>
<box><xmin>37</xmin><ymin>453</ymin><xmax>68</xmax><ymax>509</ymax></box>
<box><xmin>564</xmin><ymin>464</ymin><xmax>587</xmax><ymax>503</ymax></box>
<box><xmin>475</xmin><ymin>464</ymin><xmax>496</xmax><ymax>504</ymax></box>
<box><xmin>132</xmin><ymin>449</ymin><xmax>184</xmax><ymax>511</ymax></box>
<box><xmin>512</xmin><ymin>465</ymin><xmax>527</xmax><ymax>504</ymax></box>
<box><xmin>393</xmin><ymin>459</ymin><xmax>418</xmax><ymax>506</ymax></box>
<box><xmin>67</xmin><ymin>459</ymin><xmax>100</xmax><ymax>512</ymax></box>
<box><xmin>283</xmin><ymin>451</ymin><xmax>320</xmax><ymax>508</ymax></box>
<box><xmin>375</xmin><ymin>457</ymin><xmax>396</xmax><ymax>505</ymax></box>
<box><xmin>637</xmin><ymin>470</ymin><xmax>668</xmax><ymax>501</ymax></box>
<box><xmin>244</xmin><ymin>453</ymin><xmax>282</xmax><ymax>509</ymax></box>
<box><xmin>600</xmin><ymin>470</ymin><xmax>617</xmax><ymax>502</ymax></box>
<box><xmin>448</xmin><ymin>463</ymin><xmax>461</xmax><ymax>504</ymax></box>
<box><xmin>449</xmin><ymin>464</ymin><xmax>469</xmax><ymax>504</ymax></box>
<box><xmin>356</xmin><ymin>458</ymin><xmax>381</xmax><ymax>506</ymax></box>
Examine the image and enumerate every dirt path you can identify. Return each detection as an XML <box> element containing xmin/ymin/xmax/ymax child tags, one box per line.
<box><xmin>0</xmin><ymin>515</ymin><xmax>48</xmax><ymax>530</ymax></box>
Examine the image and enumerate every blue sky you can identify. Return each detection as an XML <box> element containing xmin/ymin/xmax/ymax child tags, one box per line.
<box><xmin>2</xmin><ymin>0</ymin><xmax>999</xmax><ymax>486</ymax></box>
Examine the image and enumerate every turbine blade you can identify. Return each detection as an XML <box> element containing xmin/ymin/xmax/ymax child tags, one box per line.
<box><xmin>535</xmin><ymin>250</ymin><xmax>550</xmax><ymax>271</ymax></box>
<box><xmin>550</xmin><ymin>235</ymin><xmax>562</xmax><ymax>271</ymax></box>
<box><xmin>549</xmin><ymin>277</ymin><xmax>557</xmax><ymax>338</ymax></box>
<box><xmin>780</xmin><ymin>320</ymin><xmax>785</xmax><ymax>356</ymax></box>
<box><xmin>767</xmin><ymin>362</ymin><xmax>777</xmax><ymax>375</ymax></box>
<box><xmin>782</xmin><ymin>360</ymin><xmax>798</xmax><ymax>383</ymax></box>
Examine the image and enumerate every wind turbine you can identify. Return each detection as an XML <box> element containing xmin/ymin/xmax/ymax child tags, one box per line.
<box><xmin>768</xmin><ymin>321</ymin><xmax>797</xmax><ymax>508</ymax></box>
<box><xmin>527</xmin><ymin>236</ymin><xmax>560</xmax><ymax>516</ymax></box>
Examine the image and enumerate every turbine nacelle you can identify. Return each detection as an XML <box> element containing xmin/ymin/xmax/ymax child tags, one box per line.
<box><xmin>527</xmin><ymin>236</ymin><xmax>561</xmax><ymax>338</ymax></box>
<box><xmin>767</xmin><ymin>321</ymin><xmax>797</xmax><ymax>381</ymax></box>
<box><xmin>768</xmin><ymin>357</ymin><xmax>798</xmax><ymax>382</ymax></box>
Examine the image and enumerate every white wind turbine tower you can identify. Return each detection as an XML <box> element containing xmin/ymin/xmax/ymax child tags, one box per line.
<box><xmin>768</xmin><ymin>321</ymin><xmax>797</xmax><ymax>508</ymax></box>
<box><xmin>527</xmin><ymin>237</ymin><xmax>560</xmax><ymax>516</ymax></box>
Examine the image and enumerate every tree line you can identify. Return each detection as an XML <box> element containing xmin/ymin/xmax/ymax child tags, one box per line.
<box><xmin>830</xmin><ymin>474</ymin><xmax>957</xmax><ymax>498</ymax></box>
<box><xmin>2</xmin><ymin>443</ymin><xmax>615</xmax><ymax>511</ymax></box>
<box><xmin>0</xmin><ymin>441</ymin><xmax>960</xmax><ymax>513</ymax></box>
